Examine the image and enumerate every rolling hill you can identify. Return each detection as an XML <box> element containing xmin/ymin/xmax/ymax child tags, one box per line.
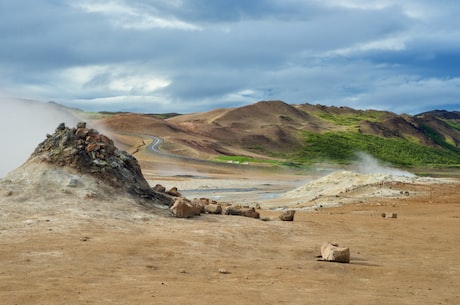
<box><xmin>92</xmin><ymin>100</ymin><xmax>460</xmax><ymax>169</ymax></box>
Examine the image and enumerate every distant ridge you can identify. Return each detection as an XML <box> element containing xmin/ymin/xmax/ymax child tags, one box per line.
<box><xmin>92</xmin><ymin>100</ymin><xmax>460</xmax><ymax>168</ymax></box>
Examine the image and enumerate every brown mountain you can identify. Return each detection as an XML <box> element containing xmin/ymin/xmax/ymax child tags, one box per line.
<box><xmin>94</xmin><ymin>100</ymin><xmax>460</xmax><ymax>165</ymax></box>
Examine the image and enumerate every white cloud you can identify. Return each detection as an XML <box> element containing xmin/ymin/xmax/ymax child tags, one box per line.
<box><xmin>316</xmin><ymin>0</ymin><xmax>430</xmax><ymax>19</ymax></box>
<box><xmin>60</xmin><ymin>64</ymin><xmax>171</xmax><ymax>95</ymax></box>
<box><xmin>325</xmin><ymin>34</ymin><xmax>409</xmax><ymax>56</ymax></box>
<box><xmin>75</xmin><ymin>0</ymin><xmax>201</xmax><ymax>30</ymax></box>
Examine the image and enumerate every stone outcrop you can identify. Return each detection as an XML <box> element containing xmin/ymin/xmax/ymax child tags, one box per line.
<box><xmin>30</xmin><ymin>122</ymin><xmax>173</xmax><ymax>206</ymax></box>
<box><xmin>320</xmin><ymin>242</ymin><xmax>350</xmax><ymax>263</ymax></box>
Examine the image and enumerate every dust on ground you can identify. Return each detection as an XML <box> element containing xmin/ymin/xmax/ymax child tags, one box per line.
<box><xmin>1</xmin><ymin>154</ymin><xmax>459</xmax><ymax>305</ymax></box>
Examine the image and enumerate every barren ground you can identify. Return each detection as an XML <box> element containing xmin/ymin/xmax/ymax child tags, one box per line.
<box><xmin>1</xmin><ymin>148</ymin><xmax>459</xmax><ymax>305</ymax></box>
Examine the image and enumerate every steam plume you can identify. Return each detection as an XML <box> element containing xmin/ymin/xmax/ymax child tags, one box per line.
<box><xmin>352</xmin><ymin>152</ymin><xmax>414</xmax><ymax>177</ymax></box>
<box><xmin>0</xmin><ymin>98</ymin><xmax>79</xmax><ymax>177</ymax></box>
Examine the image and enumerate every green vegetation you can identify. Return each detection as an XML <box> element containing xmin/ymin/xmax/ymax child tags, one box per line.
<box><xmin>294</xmin><ymin>131</ymin><xmax>460</xmax><ymax>167</ymax></box>
<box><xmin>214</xmin><ymin>155</ymin><xmax>299</xmax><ymax>168</ymax></box>
<box><xmin>74</xmin><ymin>110</ymin><xmax>113</xmax><ymax>120</ymax></box>
<box><xmin>442</xmin><ymin>119</ymin><xmax>460</xmax><ymax>132</ymax></box>
<box><xmin>312</xmin><ymin>110</ymin><xmax>384</xmax><ymax>126</ymax></box>
<box><xmin>419</xmin><ymin>124</ymin><xmax>460</xmax><ymax>152</ymax></box>
<box><xmin>147</xmin><ymin>113</ymin><xmax>182</xmax><ymax>119</ymax></box>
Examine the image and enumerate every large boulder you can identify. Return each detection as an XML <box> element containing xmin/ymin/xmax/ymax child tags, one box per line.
<box><xmin>320</xmin><ymin>242</ymin><xmax>350</xmax><ymax>263</ymax></box>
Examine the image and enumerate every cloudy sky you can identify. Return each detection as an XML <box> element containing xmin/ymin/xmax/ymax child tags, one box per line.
<box><xmin>1</xmin><ymin>0</ymin><xmax>460</xmax><ymax>114</ymax></box>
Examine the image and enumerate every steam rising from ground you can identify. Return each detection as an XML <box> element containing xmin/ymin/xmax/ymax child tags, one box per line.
<box><xmin>352</xmin><ymin>152</ymin><xmax>415</xmax><ymax>177</ymax></box>
<box><xmin>0</xmin><ymin>98</ymin><xmax>79</xmax><ymax>177</ymax></box>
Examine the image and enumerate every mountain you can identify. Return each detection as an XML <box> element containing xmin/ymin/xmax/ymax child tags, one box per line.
<box><xmin>95</xmin><ymin>100</ymin><xmax>460</xmax><ymax>168</ymax></box>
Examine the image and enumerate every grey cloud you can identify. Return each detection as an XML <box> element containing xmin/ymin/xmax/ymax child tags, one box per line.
<box><xmin>0</xmin><ymin>0</ymin><xmax>459</xmax><ymax>114</ymax></box>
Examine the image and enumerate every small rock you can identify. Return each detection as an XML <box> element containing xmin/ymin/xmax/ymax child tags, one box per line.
<box><xmin>204</xmin><ymin>204</ymin><xmax>222</xmax><ymax>214</ymax></box>
<box><xmin>320</xmin><ymin>242</ymin><xmax>350</xmax><ymax>263</ymax></box>
<box><xmin>167</xmin><ymin>187</ymin><xmax>182</xmax><ymax>197</ymax></box>
<box><xmin>279</xmin><ymin>210</ymin><xmax>296</xmax><ymax>221</ymax></box>
<box><xmin>218</xmin><ymin>268</ymin><xmax>229</xmax><ymax>274</ymax></box>
<box><xmin>224</xmin><ymin>206</ymin><xmax>243</xmax><ymax>216</ymax></box>
<box><xmin>67</xmin><ymin>178</ymin><xmax>79</xmax><ymax>187</ymax></box>
<box><xmin>243</xmin><ymin>207</ymin><xmax>260</xmax><ymax>219</ymax></box>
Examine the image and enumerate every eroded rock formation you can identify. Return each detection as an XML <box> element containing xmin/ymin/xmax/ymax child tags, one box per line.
<box><xmin>30</xmin><ymin>122</ymin><xmax>173</xmax><ymax>206</ymax></box>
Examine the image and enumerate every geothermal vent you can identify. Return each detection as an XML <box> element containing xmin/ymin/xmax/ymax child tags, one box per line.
<box><xmin>25</xmin><ymin>122</ymin><xmax>173</xmax><ymax>206</ymax></box>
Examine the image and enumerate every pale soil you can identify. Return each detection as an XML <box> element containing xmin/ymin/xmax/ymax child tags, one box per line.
<box><xmin>1</xmin><ymin>151</ymin><xmax>460</xmax><ymax>305</ymax></box>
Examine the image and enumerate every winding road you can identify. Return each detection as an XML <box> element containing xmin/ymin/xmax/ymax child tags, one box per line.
<box><xmin>145</xmin><ymin>135</ymin><xmax>242</xmax><ymax>167</ymax></box>
<box><xmin>146</xmin><ymin>135</ymin><xmax>210</xmax><ymax>163</ymax></box>
<box><xmin>148</xmin><ymin>136</ymin><xmax>165</xmax><ymax>154</ymax></box>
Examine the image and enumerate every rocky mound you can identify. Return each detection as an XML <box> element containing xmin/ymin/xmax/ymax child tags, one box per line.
<box><xmin>22</xmin><ymin>122</ymin><xmax>173</xmax><ymax>206</ymax></box>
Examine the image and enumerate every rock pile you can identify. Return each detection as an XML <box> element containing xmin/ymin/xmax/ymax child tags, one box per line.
<box><xmin>29</xmin><ymin>122</ymin><xmax>173</xmax><ymax>206</ymax></box>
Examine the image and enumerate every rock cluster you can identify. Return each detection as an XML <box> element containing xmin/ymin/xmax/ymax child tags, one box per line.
<box><xmin>30</xmin><ymin>122</ymin><xmax>173</xmax><ymax>206</ymax></box>
<box><xmin>163</xmin><ymin>189</ymin><xmax>260</xmax><ymax>219</ymax></box>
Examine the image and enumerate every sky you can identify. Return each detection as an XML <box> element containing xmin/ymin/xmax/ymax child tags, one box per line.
<box><xmin>1</xmin><ymin>0</ymin><xmax>460</xmax><ymax>114</ymax></box>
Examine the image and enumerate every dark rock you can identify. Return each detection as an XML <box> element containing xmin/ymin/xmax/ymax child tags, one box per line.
<box><xmin>153</xmin><ymin>184</ymin><xmax>166</xmax><ymax>193</ymax></box>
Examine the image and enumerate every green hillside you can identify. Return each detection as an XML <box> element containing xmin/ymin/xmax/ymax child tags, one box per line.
<box><xmin>294</xmin><ymin>131</ymin><xmax>460</xmax><ymax>167</ymax></box>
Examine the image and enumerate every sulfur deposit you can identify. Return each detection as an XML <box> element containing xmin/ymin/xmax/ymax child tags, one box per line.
<box><xmin>279</xmin><ymin>170</ymin><xmax>453</xmax><ymax>208</ymax></box>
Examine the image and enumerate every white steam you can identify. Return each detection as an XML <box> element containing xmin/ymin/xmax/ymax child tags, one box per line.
<box><xmin>0</xmin><ymin>98</ymin><xmax>79</xmax><ymax>177</ymax></box>
<box><xmin>352</xmin><ymin>152</ymin><xmax>415</xmax><ymax>177</ymax></box>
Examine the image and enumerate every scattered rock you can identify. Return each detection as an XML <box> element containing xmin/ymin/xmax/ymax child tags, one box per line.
<box><xmin>243</xmin><ymin>207</ymin><xmax>260</xmax><ymax>219</ymax></box>
<box><xmin>170</xmin><ymin>198</ymin><xmax>196</xmax><ymax>218</ymax></box>
<box><xmin>224</xmin><ymin>206</ymin><xmax>243</xmax><ymax>216</ymax></box>
<box><xmin>167</xmin><ymin>187</ymin><xmax>182</xmax><ymax>197</ymax></box>
<box><xmin>204</xmin><ymin>203</ymin><xmax>222</xmax><ymax>214</ymax></box>
<box><xmin>153</xmin><ymin>184</ymin><xmax>166</xmax><ymax>193</ymax></box>
<box><xmin>381</xmin><ymin>212</ymin><xmax>398</xmax><ymax>219</ymax></box>
<box><xmin>320</xmin><ymin>242</ymin><xmax>350</xmax><ymax>263</ymax></box>
<box><xmin>279</xmin><ymin>210</ymin><xmax>296</xmax><ymax>221</ymax></box>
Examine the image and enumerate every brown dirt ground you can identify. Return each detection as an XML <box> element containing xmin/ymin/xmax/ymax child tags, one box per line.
<box><xmin>1</xmin><ymin>145</ymin><xmax>460</xmax><ymax>305</ymax></box>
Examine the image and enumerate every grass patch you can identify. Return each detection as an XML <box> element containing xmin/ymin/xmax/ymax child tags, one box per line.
<box><xmin>442</xmin><ymin>119</ymin><xmax>460</xmax><ymax>132</ymax></box>
<box><xmin>312</xmin><ymin>110</ymin><xmax>384</xmax><ymax>126</ymax></box>
<box><xmin>294</xmin><ymin>131</ymin><xmax>460</xmax><ymax>167</ymax></box>
<box><xmin>214</xmin><ymin>155</ymin><xmax>304</xmax><ymax>168</ymax></box>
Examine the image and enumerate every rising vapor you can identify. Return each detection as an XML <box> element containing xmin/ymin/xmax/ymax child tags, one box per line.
<box><xmin>0</xmin><ymin>98</ymin><xmax>79</xmax><ymax>177</ymax></box>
